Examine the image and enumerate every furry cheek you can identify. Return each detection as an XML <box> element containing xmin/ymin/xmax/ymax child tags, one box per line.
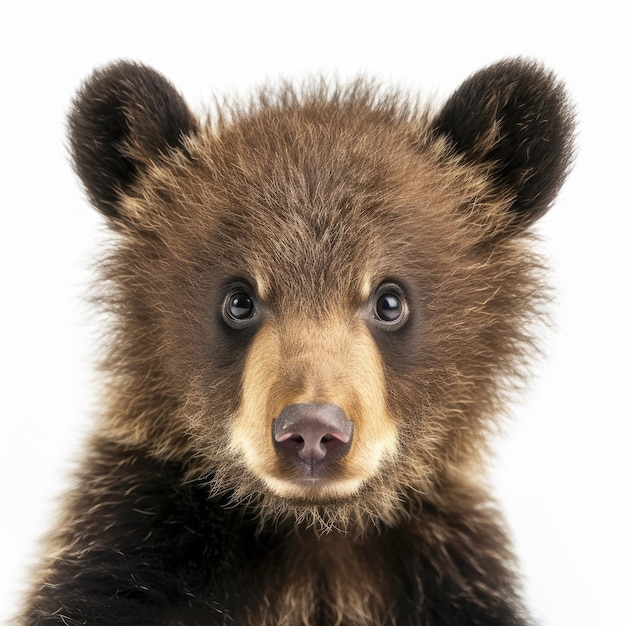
<box><xmin>228</xmin><ymin>314</ymin><xmax>398</xmax><ymax>501</ymax></box>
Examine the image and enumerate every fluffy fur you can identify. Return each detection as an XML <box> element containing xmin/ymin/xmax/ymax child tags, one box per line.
<box><xmin>20</xmin><ymin>59</ymin><xmax>574</xmax><ymax>625</ymax></box>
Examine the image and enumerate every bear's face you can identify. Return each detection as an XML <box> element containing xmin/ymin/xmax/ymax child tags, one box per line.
<box><xmin>70</xmin><ymin>61</ymin><xmax>573</xmax><ymax>530</ymax></box>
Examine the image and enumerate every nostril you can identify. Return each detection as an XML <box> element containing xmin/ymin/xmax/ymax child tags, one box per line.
<box><xmin>273</xmin><ymin>403</ymin><xmax>354</xmax><ymax>467</ymax></box>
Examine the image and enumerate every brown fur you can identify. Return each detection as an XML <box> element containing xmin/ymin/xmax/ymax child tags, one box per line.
<box><xmin>97</xmin><ymin>80</ymin><xmax>550</xmax><ymax>529</ymax></box>
<box><xmin>20</xmin><ymin>60</ymin><xmax>574</xmax><ymax>625</ymax></box>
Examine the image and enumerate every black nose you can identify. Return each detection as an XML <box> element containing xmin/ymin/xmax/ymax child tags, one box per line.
<box><xmin>273</xmin><ymin>403</ymin><xmax>353</xmax><ymax>466</ymax></box>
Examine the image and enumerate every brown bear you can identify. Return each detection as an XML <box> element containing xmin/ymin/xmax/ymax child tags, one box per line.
<box><xmin>19</xmin><ymin>58</ymin><xmax>574</xmax><ymax>625</ymax></box>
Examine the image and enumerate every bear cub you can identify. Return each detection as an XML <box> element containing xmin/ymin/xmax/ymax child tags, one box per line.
<box><xmin>20</xmin><ymin>59</ymin><xmax>574</xmax><ymax>625</ymax></box>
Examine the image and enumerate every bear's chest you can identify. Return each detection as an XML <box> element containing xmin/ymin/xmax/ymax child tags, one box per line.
<box><xmin>210</xmin><ymin>531</ymin><xmax>396</xmax><ymax>626</ymax></box>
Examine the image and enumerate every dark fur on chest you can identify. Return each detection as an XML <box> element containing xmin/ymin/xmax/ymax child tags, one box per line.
<box><xmin>23</xmin><ymin>442</ymin><xmax>530</xmax><ymax>626</ymax></box>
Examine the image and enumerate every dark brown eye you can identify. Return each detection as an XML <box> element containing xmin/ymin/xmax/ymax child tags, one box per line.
<box><xmin>227</xmin><ymin>293</ymin><xmax>254</xmax><ymax>319</ymax></box>
<box><xmin>372</xmin><ymin>284</ymin><xmax>408</xmax><ymax>329</ymax></box>
<box><xmin>223</xmin><ymin>291</ymin><xmax>256</xmax><ymax>327</ymax></box>
<box><xmin>376</xmin><ymin>293</ymin><xmax>402</xmax><ymax>322</ymax></box>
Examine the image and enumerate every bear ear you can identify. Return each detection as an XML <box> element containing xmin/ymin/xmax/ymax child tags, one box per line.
<box><xmin>431</xmin><ymin>58</ymin><xmax>575</xmax><ymax>230</ymax></box>
<box><xmin>68</xmin><ymin>61</ymin><xmax>198</xmax><ymax>222</ymax></box>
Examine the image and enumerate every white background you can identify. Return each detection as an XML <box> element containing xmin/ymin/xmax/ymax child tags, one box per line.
<box><xmin>1</xmin><ymin>2</ymin><xmax>624</xmax><ymax>624</ymax></box>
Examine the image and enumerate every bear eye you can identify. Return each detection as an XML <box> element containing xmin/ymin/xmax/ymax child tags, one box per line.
<box><xmin>223</xmin><ymin>290</ymin><xmax>256</xmax><ymax>327</ymax></box>
<box><xmin>372</xmin><ymin>284</ymin><xmax>408</xmax><ymax>329</ymax></box>
<box><xmin>376</xmin><ymin>293</ymin><xmax>402</xmax><ymax>322</ymax></box>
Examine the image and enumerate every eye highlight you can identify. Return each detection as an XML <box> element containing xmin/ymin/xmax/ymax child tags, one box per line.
<box><xmin>371</xmin><ymin>283</ymin><xmax>409</xmax><ymax>330</ymax></box>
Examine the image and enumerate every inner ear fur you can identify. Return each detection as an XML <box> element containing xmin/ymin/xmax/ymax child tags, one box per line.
<box><xmin>68</xmin><ymin>61</ymin><xmax>198</xmax><ymax>222</ymax></box>
<box><xmin>432</xmin><ymin>58</ymin><xmax>575</xmax><ymax>229</ymax></box>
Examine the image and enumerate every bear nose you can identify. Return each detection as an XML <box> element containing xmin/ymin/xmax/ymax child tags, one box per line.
<box><xmin>273</xmin><ymin>403</ymin><xmax>353</xmax><ymax>466</ymax></box>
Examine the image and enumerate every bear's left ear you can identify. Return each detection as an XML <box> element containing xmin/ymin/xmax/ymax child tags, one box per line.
<box><xmin>68</xmin><ymin>61</ymin><xmax>199</xmax><ymax>223</ymax></box>
<box><xmin>431</xmin><ymin>58</ymin><xmax>575</xmax><ymax>230</ymax></box>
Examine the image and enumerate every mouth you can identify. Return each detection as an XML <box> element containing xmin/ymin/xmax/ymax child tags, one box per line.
<box><xmin>264</xmin><ymin>464</ymin><xmax>365</xmax><ymax>502</ymax></box>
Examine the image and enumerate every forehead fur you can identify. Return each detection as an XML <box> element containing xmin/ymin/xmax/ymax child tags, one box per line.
<box><xmin>124</xmin><ymin>80</ymin><xmax>498</xmax><ymax>308</ymax></box>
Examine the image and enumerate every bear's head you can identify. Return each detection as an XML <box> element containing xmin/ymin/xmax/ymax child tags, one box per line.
<box><xmin>69</xmin><ymin>59</ymin><xmax>574</xmax><ymax>531</ymax></box>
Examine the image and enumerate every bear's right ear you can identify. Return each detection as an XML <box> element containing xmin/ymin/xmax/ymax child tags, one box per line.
<box><xmin>68</xmin><ymin>61</ymin><xmax>198</xmax><ymax>222</ymax></box>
